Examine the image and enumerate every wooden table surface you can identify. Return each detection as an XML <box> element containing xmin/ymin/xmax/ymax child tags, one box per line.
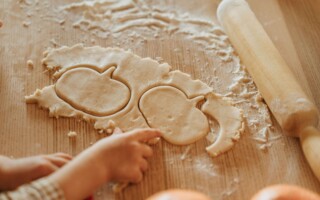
<box><xmin>0</xmin><ymin>0</ymin><xmax>319</xmax><ymax>199</ymax></box>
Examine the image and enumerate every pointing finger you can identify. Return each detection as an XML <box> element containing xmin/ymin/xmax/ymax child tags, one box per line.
<box><xmin>129</xmin><ymin>128</ymin><xmax>162</xmax><ymax>142</ymax></box>
<box><xmin>45</xmin><ymin>156</ymin><xmax>70</xmax><ymax>168</ymax></box>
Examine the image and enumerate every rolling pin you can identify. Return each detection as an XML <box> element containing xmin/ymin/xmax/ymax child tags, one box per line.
<box><xmin>217</xmin><ymin>0</ymin><xmax>320</xmax><ymax>180</ymax></box>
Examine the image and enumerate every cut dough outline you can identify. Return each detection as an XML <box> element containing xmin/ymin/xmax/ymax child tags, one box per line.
<box><xmin>139</xmin><ymin>85</ymin><xmax>209</xmax><ymax>145</ymax></box>
<box><xmin>51</xmin><ymin>63</ymin><xmax>118</xmax><ymax>79</ymax></box>
<box><xmin>138</xmin><ymin>86</ymin><xmax>205</xmax><ymax>126</ymax></box>
<box><xmin>52</xmin><ymin>65</ymin><xmax>208</xmax><ymax>121</ymax></box>
<box><xmin>54</xmin><ymin>66</ymin><xmax>131</xmax><ymax>117</ymax></box>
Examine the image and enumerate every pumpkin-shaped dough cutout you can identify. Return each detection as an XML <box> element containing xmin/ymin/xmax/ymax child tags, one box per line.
<box><xmin>139</xmin><ymin>86</ymin><xmax>209</xmax><ymax>145</ymax></box>
<box><xmin>55</xmin><ymin>67</ymin><xmax>130</xmax><ymax>116</ymax></box>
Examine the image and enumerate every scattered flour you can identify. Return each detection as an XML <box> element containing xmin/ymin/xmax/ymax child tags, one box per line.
<box><xmin>222</xmin><ymin>178</ymin><xmax>240</xmax><ymax>198</ymax></box>
<box><xmin>180</xmin><ymin>146</ymin><xmax>192</xmax><ymax>161</ymax></box>
<box><xmin>58</xmin><ymin>0</ymin><xmax>233</xmax><ymax>61</ymax></box>
<box><xmin>194</xmin><ymin>157</ymin><xmax>219</xmax><ymax>178</ymax></box>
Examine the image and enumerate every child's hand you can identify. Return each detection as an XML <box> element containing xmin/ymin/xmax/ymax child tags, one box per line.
<box><xmin>0</xmin><ymin>153</ymin><xmax>72</xmax><ymax>190</ymax></box>
<box><xmin>49</xmin><ymin>128</ymin><xmax>162</xmax><ymax>200</ymax></box>
<box><xmin>95</xmin><ymin>128</ymin><xmax>161</xmax><ymax>183</ymax></box>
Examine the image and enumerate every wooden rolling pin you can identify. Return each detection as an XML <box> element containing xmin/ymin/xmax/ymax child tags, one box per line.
<box><xmin>217</xmin><ymin>0</ymin><xmax>320</xmax><ymax>180</ymax></box>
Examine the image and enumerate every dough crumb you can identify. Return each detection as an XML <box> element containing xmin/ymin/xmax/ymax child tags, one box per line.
<box><xmin>67</xmin><ymin>131</ymin><xmax>77</xmax><ymax>138</ymax></box>
<box><xmin>259</xmin><ymin>143</ymin><xmax>272</xmax><ymax>152</ymax></box>
<box><xmin>106</xmin><ymin>128</ymin><xmax>113</xmax><ymax>134</ymax></box>
<box><xmin>22</xmin><ymin>21</ymin><xmax>31</xmax><ymax>27</ymax></box>
<box><xmin>27</xmin><ymin>60</ymin><xmax>34</xmax><ymax>69</ymax></box>
<box><xmin>106</xmin><ymin>120</ymin><xmax>116</xmax><ymax>134</ymax></box>
<box><xmin>31</xmin><ymin>89</ymin><xmax>42</xmax><ymax>97</ymax></box>
<box><xmin>0</xmin><ymin>20</ymin><xmax>3</xmax><ymax>28</ymax></box>
<box><xmin>50</xmin><ymin>38</ymin><xmax>60</xmax><ymax>47</ymax></box>
<box><xmin>59</xmin><ymin>19</ymin><xmax>66</xmax><ymax>25</ymax></box>
<box><xmin>255</xmin><ymin>93</ymin><xmax>264</xmax><ymax>103</ymax></box>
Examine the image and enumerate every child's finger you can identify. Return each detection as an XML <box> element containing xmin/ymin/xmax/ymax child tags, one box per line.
<box><xmin>45</xmin><ymin>156</ymin><xmax>71</xmax><ymax>168</ymax></box>
<box><xmin>139</xmin><ymin>158</ymin><xmax>149</xmax><ymax>172</ymax></box>
<box><xmin>141</xmin><ymin>144</ymin><xmax>153</xmax><ymax>158</ymax></box>
<box><xmin>52</xmin><ymin>152</ymin><xmax>73</xmax><ymax>160</ymax></box>
<box><xmin>129</xmin><ymin>128</ymin><xmax>162</xmax><ymax>142</ymax></box>
<box><xmin>33</xmin><ymin>159</ymin><xmax>59</xmax><ymax>179</ymax></box>
<box><xmin>130</xmin><ymin>168</ymin><xmax>143</xmax><ymax>183</ymax></box>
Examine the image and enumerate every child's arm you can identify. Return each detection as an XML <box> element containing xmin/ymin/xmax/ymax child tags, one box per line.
<box><xmin>0</xmin><ymin>153</ymin><xmax>72</xmax><ymax>191</ymax></box>
<box><xmin>48</xmin><ymin>128</ymin><xmax>161</xmax><ymax>200</ymax></box>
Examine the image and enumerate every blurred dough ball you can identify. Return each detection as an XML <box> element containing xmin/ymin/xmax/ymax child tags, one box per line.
<box><xmin>251</xmin><ymin>184</ymin><xmax>320</xmax><ymax>200</ymax></box>
<box><xmin>147</xmin><ymin>189</ymin><xmax>211</xmax><ymax>200</ymax></box>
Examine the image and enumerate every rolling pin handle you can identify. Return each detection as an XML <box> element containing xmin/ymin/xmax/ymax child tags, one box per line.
<box><xmin>300</xmin><ymin>126</ymin><xmax>320</xmax><ymax>180</ymax></box>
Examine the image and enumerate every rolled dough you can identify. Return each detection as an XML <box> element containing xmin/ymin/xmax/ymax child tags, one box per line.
<box><xmin>26</xmin><ymin>44</ymin><xmax>244</xmax><ymax>156</ymax></box>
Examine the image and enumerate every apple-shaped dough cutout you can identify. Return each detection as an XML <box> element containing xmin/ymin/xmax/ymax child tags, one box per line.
<box><xmin>139</xmin><ymin>86</ymin><xmax>209</xmax><ymax>145</ymax></box>
<box><xmin>55</xmin><ymin>67</ymin><xmax>130</xmax><ymax>116</ymax></box>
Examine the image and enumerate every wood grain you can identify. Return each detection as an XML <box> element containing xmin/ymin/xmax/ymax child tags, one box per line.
<box><xmin>0</xmin><ymin>1</ymin><xmax>319</xmax><ymax>200</ymax></box>
<box><xmin>278</xmin><ymin>0</ymin><xmax>320</xmax><ymax>109</ymax></box>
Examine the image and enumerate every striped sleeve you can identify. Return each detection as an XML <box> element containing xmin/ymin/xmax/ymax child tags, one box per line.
<box><xmin>0</xmin><ymin>177</ymin><xmax>65</xmax><ymax>200</ymax></box>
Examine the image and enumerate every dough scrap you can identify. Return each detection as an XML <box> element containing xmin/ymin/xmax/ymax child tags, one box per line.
<box><xmin>202</xmin><ymin>93</ymin><xmax>245</xmax><ymax>157</ymax></box>
<box><xmin>26</xmin><ymin>44</ymin><xmax>244</xmax><ymax>156</ymax></box>
<box><xmin>140</xmin><ymin>86</ymin><xmax>209</xmax><ymax>145</ymax></box>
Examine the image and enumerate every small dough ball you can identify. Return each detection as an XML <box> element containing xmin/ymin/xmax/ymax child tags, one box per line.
<box><xmin>251</xmin><ymin>184</ymin><xmax>320</xmax><ymax>200</ymax></box>
<box><xmin>147</xmin><ymin>189</ymin><xmax>211</xmax><ymax>200</ymax></box>
<box><xmin>105</xmin><ymin>120</ymin><xmax>116</xmax><ymax>134</ymax></box>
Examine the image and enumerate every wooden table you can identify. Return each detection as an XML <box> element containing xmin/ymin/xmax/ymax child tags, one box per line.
<box><xmin>0</xmin><ymin>0</ymin><xmax>319</xmax><ymax>199</ymax></box>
